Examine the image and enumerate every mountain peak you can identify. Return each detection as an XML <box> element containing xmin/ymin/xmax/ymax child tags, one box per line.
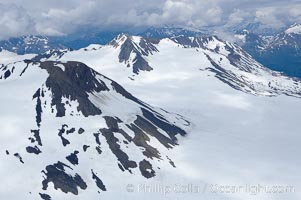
<box><xmin>109</xmin><ymin>34</ymin><xmax>159</xmax><ymax>74</ymax></box>
<box><xmin>0</xmin><ymin>58</ymin><xmax>191</xmax><ymax>198</ymax></box>
<box><xmin>285</xmin><ymin>23</ymin><xmax>301</xmax><ymax>35</ymax></box>
<box><xmin>109</xmin><ymin>33</ymin><xmax>129</xmax><ymax>47</ymax></box>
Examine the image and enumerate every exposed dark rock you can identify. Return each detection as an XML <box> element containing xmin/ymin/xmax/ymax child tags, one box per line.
<box><xmin>110</xmin><ymin>80</ymin><xmax>147</xmax><ymax>108</ymax></box>
<box><xmin>126</xmin><ymin>123</ymin><xmax>160</xmax><ymax>159</ymax></box>
<box><xmin>95</xmin><ymin>146</ymin><xmax>102</xmax><ymax>154</ymax></box>
<box><xmin>38</xmin><ymin>61</ymin><xmax>109</xmax><ymax>117</ymax></box>
<box><xmin>171</xmin><ymin>35</ymin><xmax>218</xmax><ymax>49</ymax></box>
<box><xmin>110</xmin><ymin>80</ymin><xmax>188</xmax><ymax>144</ymax></box>
<box><xmin>66</xmin><ymin>151</ymin><xmax>79</xmax><ymax>165</ymax></box>
<box><xmin>139</xmin><ymin>38</ymin><xmax>160</xmax><ymax>53</ymax></box>
<box><xmin>42</xmin><ymin>162</ymin><xmax>87</xmax><ymax>195</ymax></box>
<box><xmin>78</xmin><ymin>128</ymin><xmax>85</xmax><ymax>134</ymax></box>
<box><xmin>91</xmin><ymin>170</ymin><xmax>106</xmax><ymax>191</ymax></box>
<box><xmin>58</xmin><ymin>125</ymin><xmax>70</xmax><ymax>147</ymax></box>
<box><xmin>14</xmin><ymin>153</ymin><xmax>24</xmax><ymax>164</ymax></box>
<box><xmin>141</xmin><ymin>107</ymin><xmax>187</xmax><ymax>139</ymax></box>
<box><xmin>5</xmin><ymin>150</ymin><xmax>9</xmax><ymax>155</ymax></box>
<box><xmin>26</xmin><ymin>146</ymin><xmax>42</xmax><ymax>155</ymax></box>
<box><xmin>0</xmin><ymin>64</ymin><xmax>5</xmax><ymax>71</ymax></box>
<box><xmin>103</xmin><ymin>116</ymin><xmax>132</xmax><ymax>143</ymax></box>
<box><xmin>93</xmin><ymin>133</ymin><xmax>101</xmax><ymax>145</ymax></box>
<box><xmin>20</xmin><ymin>62</ymin><xmax>30</xmax><ymax>76</ymax></box>
<box><xmin>4</xmin><ymin>70</ymin><xmax>11</xmax><ymax>79</ymax></box>
<box><xmin>139</xmin><ymin>160</ymin><xmax>156</xmax><ymax>179</ymax></box>
<box><xmin>133</xmin><ymin>115</ymin><xmax>176</xmax><ymax>149</ymax></box>
<box><xmin>103</xmin><ymin>116</ymin><xmax>120</xmax><ymax>132</ymax></box>
<box><xmin>205</xmin><ymin>54</ymin><xmax>253</xmax><ymax>93</ymax></box>
<box><xmin>29</xmin><ymin>137</ymin><xmax>35</xmax><ymax>143</ymax></box>
<box><xmin>83</xmin><ymin>145</ymin><xmax>90</xmax><ymax>152</ymax></box>
<box><xmin>100</xmin><ymin>107</ymin><xmax>187</xmax><ymax>167</ymax></box>
<box><xmin>132</xmin><ymin>54</ymin><xmax>153</xmax><ymax>74</ymax></box>
<box><xmin>166</xmin><ymin>156</ymin><xmax>176</xmax><ymax>168</ymax></box>
<box><xmin>100</xmin><ymin>128</ymin><xmax>137</xmax><ymax>173</ymax></box>
<box><xmin>224</xmin><ymin>44</ymin><xmax>254</xmax><ymax>73</ymax></box>
<box><xmin>118</xmin><ymin>163</ymin><xmax>125</xmax><ymax>172</ymax></box>
<box><xmin>117</xmin><ymin>129</ymin><xmax>132</xmax><ymax>143</ymax></box>
<box><xmin>66</xmin><ymin>128</ymin><xmax>76</xmax><ymax>135</ymax></box>
<box><xmin>33</xmin><ymin>88</ymin><xmax>41</xmax><ymax>99</ymax></box>
<box><xmin>31</xmin><ymin>129</ymin><xmax>42</xmax><ymax>146</ymax></box>
<box><xmin>61</xmin><ymin>137</ymin><xmax>70</xmax><ymax>147</ymax></box>
<box><xmin>33</xmin><ymin>89</ymin><xmax>43</xmax><ymax>128</ymax></box>
<box><xmin>39</xmin><ymin>193</ymin><xmax>51</xmax><ymax>200</ymax></box>
<box><xmin>114</xmin><ymin>34</ymin><xmax>158</xmax><ymax>74</ymax></box>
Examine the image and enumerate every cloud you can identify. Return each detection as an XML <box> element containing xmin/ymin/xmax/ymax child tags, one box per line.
<box><xmin>0</xmin><ymin>0</ymin><xmax>301</xmax><ymax>39</ymax></box>
<box><xmin>255</xmin><ymin>8</ymin><xmax>285</xmax><ymax>29</ymax></box>
<box><xmin>0</xmin><ymin>3</ymin><xmax>35</xmax><ymax>40</ymax></box>
<box><xmin>226</xmin><ymin>9</ymin><xmax>252</xmax><ymax>28</ymax></box>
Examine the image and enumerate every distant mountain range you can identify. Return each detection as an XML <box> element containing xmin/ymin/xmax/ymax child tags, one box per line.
<box><xmin>235</xmin><ymin>23</ymin><xmax>301</xmax><ymax>78</ymax></box>
<box><xmin>1</xmin><ymin>24</ymin><xmax>301</xmax><ymax>79</ymax></box>
<box><xmin>0</xmin><ymin>35</ymin><xmax>65</xmax><ymax>55</ymax></box>
<box><xmin>0</xmin><ymin>26</ymin><xmax>206</xmax><ymax>54</ymax></box>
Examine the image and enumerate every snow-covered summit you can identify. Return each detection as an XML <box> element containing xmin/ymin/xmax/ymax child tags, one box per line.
<box><xmin>285</xmin><ymin>23</ymin><xmax>301</xmax><ymax>35</ymax></box>
<box><xmin>109</xmin><ymin>34</ymin><xmax>159</xmax><ymax>74</ymax></box>
<box><xmin>0</xmin><ymin>58</ymin><xmax>190</xmax><ymax>199</ymax></box>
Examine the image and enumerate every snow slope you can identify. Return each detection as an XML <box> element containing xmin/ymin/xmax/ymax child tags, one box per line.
<box><xmin>59</xmin><ymin>35</ymin><xmax>301</xmax><ymax>200</ymax></box>
<box><xmin>285</xmin><ymin>24</ymin><xmax>301</xmax><ymax>35</ymax></box>
<box><xmin>0</xmin><ymin>34</ymin><xmax>301</xmax><ymax>200</ymax></box>
<box><xmin>0</xmin><ymin>59</ymin><xmax>191</xmax><ymax>199</ymax></box>
<box><xmin>59</xmin><ymin>34</ymin><xmax>301</xmax><ymax>97</ymax></box>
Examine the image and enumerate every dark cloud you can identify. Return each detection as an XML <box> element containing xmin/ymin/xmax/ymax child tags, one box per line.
<box><xmin>0</xmin><ymin>0</ymin><xmax>301</xmax><ymax>39</ymax></box>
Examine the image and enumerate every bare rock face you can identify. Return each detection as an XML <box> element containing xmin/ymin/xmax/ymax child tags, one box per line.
<box><xmin>38</xmin><ymin>61</ymin><xmax>109</xmax><ymax>117</ymax></box>
<box><xmin>110</xmin><ymin>34</ymin><xmax>159</xmax><ymax>74</ymax></box>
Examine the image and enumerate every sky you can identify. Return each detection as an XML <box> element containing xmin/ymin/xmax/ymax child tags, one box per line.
<box><xmin>0</xmin><ymin>0</ymin><xmax>301</xmax><ymax>39</ymax></box>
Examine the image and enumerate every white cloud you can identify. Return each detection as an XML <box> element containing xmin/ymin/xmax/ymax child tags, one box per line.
<box><xmin>226</xmin><ymin>9</ymin><xmax>252</xmax><ymax>28</ymax></box>
<box><xmin>255</xmin><ymin>8</ymin><xmax>285</xmax><ymax>29</ymax></box>
<box><xmin>0</xmin><ymin>3</ymin><xmax>34</xmax><ymax>40</ymax></box>
<box><xmin>0</xmin><ymin>0</ymin><xmax>301</xmax><ymax>39</ymax></box>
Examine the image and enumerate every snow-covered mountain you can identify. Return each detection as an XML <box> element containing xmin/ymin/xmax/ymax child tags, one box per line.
<box><xmin>55</xmin><ymin>34</ymin><xmax>301</xmax><ymax>97</ymax></box>
<box><xmin>109</xmin><ymin>33</ymin><xmax>160</xmax><ymax>74</ymax></box>
<box><xmin>285</xmin><ymin>23</ymin><xmax>301</xmax><ymax>35</ymax></box>
<box><xmin>0</xmin><ymin>35</ymin><xmax>66</xmax><ymax>55</ymax></box>
<box><xmin>235</xmin><ymin>24</ymin><xmax>301</xmax><ymax>78</ymax></box>
<box><xmin>1</xmin><ymin>33</ymin><xmax>301</xmax><ymax>200</ymax></box>
<box><xmin>139</xmin><ymin>26</ymin><xmax>205</xmax><ymax>39</ymax></box>
<box><xmin>0</xmin><ymin>54</ymin><xmax>190</xmax><ymax>199</ymax></box>
<box><xmin>0</xmin><ymin>27</ymin><xmax>204</xmax><ymax>55</ymax></box>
